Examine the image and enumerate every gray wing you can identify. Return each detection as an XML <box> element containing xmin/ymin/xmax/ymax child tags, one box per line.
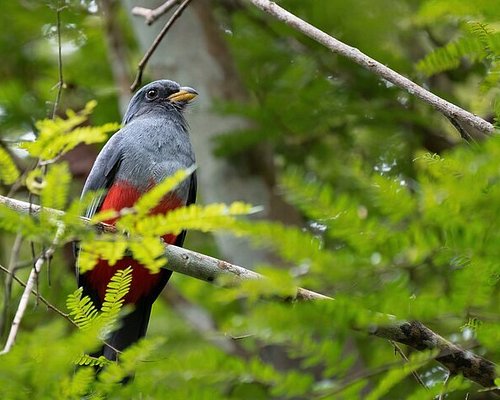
<box><xmin>174</xmin><ymin>171</ymin><xmax>197</xmax><ymax>247</ymax></box>
<box><xmin>75</xmin><ymin>134</ymin><xmax>123</xmax><ymax>282</ymax></box>
<box><xmin>82</xmin><ymin>135</ymin><xmax>124</xmax><ymax>219</ymax></box>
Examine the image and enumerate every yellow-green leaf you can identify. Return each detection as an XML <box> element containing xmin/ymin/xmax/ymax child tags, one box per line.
<box><xmin>129</xmin><ymin>238</ymin><xmax>166</xmax><ymax>273</ymax></box>
<box><xmin>0</xmin><ymin>146</ymin><xmax>19</xmax><ymax>184</ymax></box>
<box><xmin>78</xmin><ymin>239</ymin><xmax>128</xmax><ymax>273</ymax></box>
<box><xmin>134</xmin><ymin>166</ymin><xmax>196</xmax><ymax>215</ymax></box>
<box><xmin>40</xmin><ymin>163</ymin><xmax>71</xmax><ymax>209</ymax></box>
<box><xmin>19</xmin><ymin>101</ymin><xmax>119</xmax><ymax>160</ymax></box>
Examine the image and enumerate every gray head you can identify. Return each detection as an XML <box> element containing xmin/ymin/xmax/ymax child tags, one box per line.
<box><xmin>123</xmin><ymin>80</ymin><xmax>198</xmax><ymax>124</ymax></box>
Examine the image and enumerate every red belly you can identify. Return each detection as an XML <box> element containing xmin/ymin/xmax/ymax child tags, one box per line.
<box><xmin>85</xmin><ymin>180</ymin><xmax>182</xmax><ymax>304</ymax></box>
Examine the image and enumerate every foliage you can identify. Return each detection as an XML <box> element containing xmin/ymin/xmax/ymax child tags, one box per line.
<box><xmin>0</xmin><ymin>0</ymin><xmax>499</xmax><ymax>399</ymax></box>
<box><xmin>414</xmin><ymin>0</ymin><xmax>500</xmax><ymax>118</ymax></box>
<box><xmin>417</xmin><ymin>21</ymin><xmax>500</xmax><ymax>92</ymax></box>
<box><xmin>0</xmin><ymin>146</ymin><xmax>19</xmax><ymax>185</ymax></box>
<box><xmin>20</xmin><ymin>100</ymin><xmax>120</xmax><ymax>161</ymax></box>
<box><xmin>3</xmin><ymin>108</ymin><xmax>500</xmax><ymax>398</ymax></box>
<box><xmin>67</xmin><ymin>266</ymin><xmax>132</xmax><ymax>334</ymax></box>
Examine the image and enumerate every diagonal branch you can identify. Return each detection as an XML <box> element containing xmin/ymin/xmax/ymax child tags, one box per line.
<box><xmin>130</xmin><ymin>0</ymin><xmax>193</xmax><ymax>91</ymax></box>
<box><xmin>0</xmin><ymin>264</ymin><xmax>75</xmax><ymax>326</ymax></box>
<box><xmin>247</xmin><ymin>0</ymin><xmax>495</xmax><ymax>138</ymax></box>
<box><xmin>131</xmin><ymin>0</ymin><xmax>180</xmax><ymax>25</ymax></box>
<box><xmin>0</xmin><ymin>224</ymin><xmax>65</xmax><ymax>355</ymax></box>
<box><xmin>0</xmin><ymin>194</ymin><xmax>497</xmax><ymax>393</ymax></box>
<box><xmin>51</xmin><ymin>4</ymin><xmax>66</xmax><ymax>119</ymax></box>
<box><xmin>0</xmin><ymin>234</ymin><xmax>23</xmax><ymax>335</ymax></box>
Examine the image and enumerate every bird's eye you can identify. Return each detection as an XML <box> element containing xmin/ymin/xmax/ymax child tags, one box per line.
<box><xmin>146</xmin><ymin>88</ymin><xmax>159</xmax><ymax>100</ymax></box>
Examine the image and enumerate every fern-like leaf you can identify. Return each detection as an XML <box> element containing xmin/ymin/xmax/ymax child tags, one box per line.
<box><xmin>19</xmin><ymin>100</ymin><xmax>119</xmax><ymax>161</ymax></box>
<box><xmin>466</xmin><ymin>21</ymin><xmax>498</xmax><ymax>56</ymax></box>
<box><xmin>417</xmin><ymin>20</ymin><xmax>500</xmax><ymax>79</ymax></box>
<box><xmin>417</xmin><ymin>35</ymin><xmax>486</xmax><ymax>76</ymax></box>
<box><xmin>99</xmin><ymin>266</ymin><xmax>133</xmax><ymax>330</ymax></box>
<box><xmin>40</xmin><ymin>163</ymin><xmax>72</xmax><ymax>209</ymax></box>
<box><xmin>77</xmin><ymin>239</ymin><xmax>128</xmax><ymax>273</ymax></box>
<box><xmin>0</xmin><ymin>205</ymin><xmax>45</xmax><ymax>238</ymax></box>
<box><xmin>366</xmin><ymin>350</ymin><xmax>439</xmax><ymax>400</ymax></box>
<box><xmin>58</xmin><ymin>366</ymin><xmax>95</xmax><ymax>399</ymax></box>
<box><xmin>129</xmin><ymin>238</ymin><xmax>166</xmax><ymax>273</ymax></box>
<box><xmin>67</xmin><ymin>287</ymin><xmax>99</xmax><ymax>330</ymax></box>
<box><xmin>0</xmin><ymin>146</ymin><xmax>19</xmax><ymax>184</ymax></box>
<box><xmin>134</xmin><ymin>166</ymin><xmax>196</xmax><ymax>215</ymax></box>
<box><xmin>119</xmin><ymin>201</ymin><xmax>256</xmax><ymax>238</ymax></box>
<box><xmin>75</xmin><ymin>354</ymin><xmax>110</xmax><ymax>368</ymax></box>
<box><xmin>97</xmin><ymin>337</ymin><xmax>165</xmax><ymax>386</ymax></box>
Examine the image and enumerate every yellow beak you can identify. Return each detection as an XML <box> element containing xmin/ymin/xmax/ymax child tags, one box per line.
<box><xmin>167</xmin><ymin>87</ymin><xmax>198</xmax><ymax>103</ymax></box>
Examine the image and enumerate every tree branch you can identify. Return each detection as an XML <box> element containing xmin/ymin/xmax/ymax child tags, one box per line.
<box><xmin>373</xmin><ymin>322</ymin><xmax>497</xmax><ymax>391</ymax></box>
<box><xmin>131</xmin><ymin>0</ymin><xmax>180</xmax><ymax>25</ymax></box>
<box><xmin>0</xmin><ymin>234</ymin><xmax>24</xmax><ymax>335</ymax></box>
<box><xmin>0</xmin><ymin>224</ymin><xmax>65</xmax><ymax>355</ymax></box>
<box><xmin>51</xmin><ymin>4</ymin><xmax>66</xmax><ymax>120</ymax></box>
<box><xmin>130</xmin><ymin>0</ymin><xmax>193</xmax><ymax>91</ymax></box>
<box><xmin>0</xmin><ymin>263</ymin><xmax>75</xmax><ymax>327</ymax></box>
<box><xmin>0</xmin><ymin>194</ymin><xmax>497</xmax><ymax>393</ymax></box>
<box><xmin>247</xmin><ymin>0</ymin><xmax>495</xmax><ymax>138</ymax></box>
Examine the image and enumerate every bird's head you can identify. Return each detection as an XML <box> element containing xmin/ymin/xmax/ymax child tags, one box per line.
<box><xmin>123</xmin><ymin>80</ymin><xmax>198</xmax><ymax>124</ymax></box>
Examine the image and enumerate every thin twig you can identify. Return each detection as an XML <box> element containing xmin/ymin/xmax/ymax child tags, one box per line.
<box><xmin>391</xmin><ymin>340</ymin><xmax>428</xmax><ymax>390</ymax></box>
<box><xmin>131</xmin><ymin>0</ymin><xmax>180</xmax><ymax>25</ymax></box>
<box><xmin>52</xmin><ymin>5</ymin><xmax>66</xmax><ymax>119</ymax></box>
<box><xmin>0</xmin><ymin>264</ymin><xmax>75</xmax><ymax>327</ymax></box>
<box><xmin>0</xmin><ymin>194</ymin><xmax>498</xmax><ymax>393</ymax></box>
<box><xmin>320</xmin><ymin>354</ymin><xmax>438</xmax><ymax>399</ymax></box>
<box><xmin>0</xmin><ymin>225</ymin><xmax>65</xmax><ymax>355</ymax></box>
<box><xmin>437</xmin><ymin>371</ymin><xmax>452</xmax><ymax>400</ymax></box>
<box><xmin>0</xmin><ymin>1</ymin><xmax>68</xmax><ymax>353</ymax></box>
<box><xmin>28</xmin><ymin>2</ymin><xmax>67</xmax><ymax>315</ymax></box>
<box><xmin>130</xmin><ymin>0</ymin><xmax>193</xmax><ymax>91</ymax></box>
<box><xmin>0</xmin><ymin>263</ymin><xmax>120</xmax><ymax>356</ymax></box>
<box><xmin>247</xmin><ymin>0</ymin><xmax>495</xmax><ymax>137</ymax></box>
<box><xmin>0</xmin><ymin>234</ymin><xmax>24</xmax><ymax>335</ymax></box>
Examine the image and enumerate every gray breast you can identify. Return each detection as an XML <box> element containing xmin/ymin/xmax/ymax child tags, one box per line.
<box><xmin>115</xmin><ymin>116</ymin><xmax>195</xmax><ymax>195</ymax></box>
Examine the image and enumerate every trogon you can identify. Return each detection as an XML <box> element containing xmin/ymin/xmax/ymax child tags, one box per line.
<box><xmin>77</xmin><ymin>80</ymin><xmax>197</xmax><ymax>360</ymax></box>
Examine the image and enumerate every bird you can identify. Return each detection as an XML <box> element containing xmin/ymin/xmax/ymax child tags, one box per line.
<box><xmin>77</xmin><ymin>79</ymin><xmax>197</xmax><ymax>361</ymax></box>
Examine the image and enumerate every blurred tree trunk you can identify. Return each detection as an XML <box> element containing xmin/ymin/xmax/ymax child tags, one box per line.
<box><xmin>100</xmin><ymin>0</ymin><xmax>134</xmax><ymax>113</ymax></box>
<box><xmin>121</xmin><ymin>0</ymin><xmax>301</xmax><ymax>267</ymax></box>
<box><xmin>114</xmin><ymin>0</ymin><xmax>313</xmax><ymax>372</ymax></box>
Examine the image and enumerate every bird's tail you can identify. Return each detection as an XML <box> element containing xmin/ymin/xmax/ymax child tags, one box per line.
<box><xmin>100</xmin><ymin>300</ymin><xmax>153</xmax><ymax>361</ymax></box>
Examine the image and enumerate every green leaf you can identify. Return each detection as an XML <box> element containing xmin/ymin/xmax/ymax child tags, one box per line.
<box><xmin>97</xmin><ymin>337</ymin><xmax>165</xmax><ymax>386</ymax></box>
<box><xmin>67</xmin><ymin>287</ymin><xmax>99</xmax><ymax>330</ymax></box>
<box><xmin>406</xmin><ymin>376</ymin><xmax>469</xmax><ymax>400</ymax></box>
<box><xmin>75</xmin><ymin>354</ymin><xmax>110</xmax><ymax>368</ymax></box>
<box><xmin>40</xmin><ymin>163</ymin><xmax>71</xmax><ymax>209</ymax></box>
<box><xmin>67</xmin><ymin>269</ymin><xmax>132</xmax><ymax>365</ymax></box>
<box><xmin>100</xmin><ymin>266</ymin><xmax>133</xmax><ymax>330</ymax></box>
<box><xmin>19</xmin><ymin>101</ymin><xmax>119</xmax><ymax>160</ymax></box>
<box><xmin>0</xmin><ymin>146</ymin><xmax>19</xmax><ymax>184</ymax></box>
<box><xmin>119</xmin><ymin>201</ymin><xmax>255</xmax><ymax>237</ymax></box>
<box><xmin>417</xmin><ymin>35</ymin><xmax>486</xmax><ymax>76</ymax></box>
<box><xmin>129</xmin><ymin>238</ymin><xmax>166</xmax><ymax>274</ymax></box>
<box><xmin>134</xmin><ymin>166</ymin><xmax>196</xmax><ymax>216</ymax></box>
<box><xmin>0</xmin><ymin>204</ymin><xmax>45</xmax><ymax>238</ymax></box>
<box><xmin>58</xmin><ymin>366</ymin><xmax>95</xmax><ymax>399</ymax></box>
<box><xmin>366</xmin><ymin>350</ymin><xmax>438</xmax><ymax>400</ymax></box>
<box><xmin>78</xmin><ymin>239</ymin><xmax>128</xmax><ymax>273</ymax></box>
